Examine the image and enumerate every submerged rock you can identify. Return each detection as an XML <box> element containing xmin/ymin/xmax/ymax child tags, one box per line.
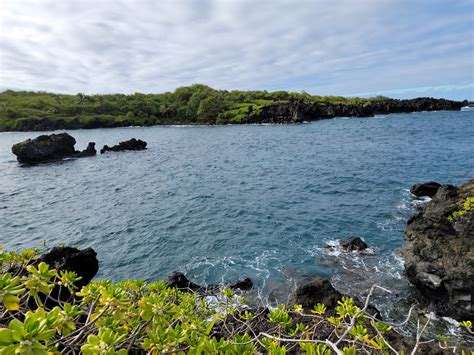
<box><xmin>410</xmin><ymin>181</ymin><xmax>441</xmax><ymax>197</ymax></box>
<box><xmin>402</xmin><ymin>179</ymin><xmax>474</xmax><ymax>320</ymax></box>
<box><xmin>339</xmin><ymin>236</ymin><xmax>368</xmax><ymax>252</ymax></box>
<box><xmin>11</xmin><ymin>133</ymin><xmax>96</xmax><ymax>163</ymax></box>
<box><xmin>167</xmin><ymin>271</ymin><xmax>253</xmax><ymax>292</ymax></box>
<box><xmin>100</xmin><ymin>138</ymin><xmax>147</xmax><ymax>154</ymax></box>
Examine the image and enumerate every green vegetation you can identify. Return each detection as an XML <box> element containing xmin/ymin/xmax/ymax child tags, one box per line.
<box><xmin>0</xmin><ymin>246</ymin><xmax>465</xmax><ymax>354</ymax></box>
<box><xmin>448</xmin><ymin>197</ymin><xmax>473</xmax><ymax>222</ymax></box>
<box><xmin>0</xmin><ymin>85</ymin><xmax>378</xmax><ymax>131</ymax></box>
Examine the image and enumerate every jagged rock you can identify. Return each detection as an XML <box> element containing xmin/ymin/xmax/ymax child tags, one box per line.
<box><xmin>167</xmin><ymin>271</ymin><xmax>201</xmax><ymax>291</ymax></box>
<box><xmin>339</xmin><ymin>237</ymin><xmax>368</xmax><ymax>252</ymax></box>
<box><xmin>37</xmin><ymin>246</ymin><xmax>99</xmax><ymax>289</ymax></box>
<box><xmin>75</xmin><ymin>142</ymin><xmax>96</xmax><ymax>157</ymax></box>
<box><xmin>288</xmin><ymin>276</ymin><xmax>381</xmax><ymax>318</ymax></box>
<box><xmin>243</xmin><ymin>98</ymin><xmax>466</xmax><ymax>124</ymax></box>
<box><xmin>401</xmin><ymin>180</ymin><xmax>474</xmax><ymax>320</ymax></box>
<box><xmin>228</xmin><ymin>277</ymin><xmax>253</xmax><ymax>291</ymax></box>
<box><xmin>12</xmin><ymin>133</ymin><xmax>77</xmax><ymax>163</ymax></box>
<box><xmin>288</xmin><ymin>277</ymin><xmax>343</xmax><ymax>310</ymax></box>
<box><xmin>21</xmin><ymin>246</ymin><xmax>99</xmax><ymax>309</ymax></box>
<box><xmin>100</xmin><ymin>138</ymin><xmax>147</xmax><ymax>154</ymax></box>
<box><xmin>167</xmin><ymin>272</ymin><xmax>252</xmax><ymax>292</ymax></box>
<box><xmin>11</xmin><ymin>133</ymin><xmax>97</xmax><ymax>163</ymax></box>
<box><xmin>410</xmin><ymin>181</ymin><xmax>442</xmax><ymax>197</ymax></box>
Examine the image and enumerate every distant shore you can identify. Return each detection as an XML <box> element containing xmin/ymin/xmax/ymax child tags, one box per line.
<box><xmin>0</xmin><ymin>84</ymin><xmax>467</xmax><ymax>132</ymax></box>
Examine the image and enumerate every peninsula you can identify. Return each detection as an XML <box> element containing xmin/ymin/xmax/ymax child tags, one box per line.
<box><xmin>0</xmin><ymin>85</ymin><xmax>467</xmax><ymax>131</ymax></box>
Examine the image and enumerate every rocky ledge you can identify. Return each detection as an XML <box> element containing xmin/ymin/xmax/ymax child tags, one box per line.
<box><xmin>402</xmin><ymin>179</ymin><xmax>473</xmax><ymax>320</ymax></box>
<box><xmin>243</xmin><ymin>97</ymin><xmax>466</xmax><ymax>124</ymax></box>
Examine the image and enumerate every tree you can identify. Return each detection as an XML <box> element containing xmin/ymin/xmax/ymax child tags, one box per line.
<box><xmin>197</xmin><ymin>95</ymin><xmax>225</xmax><ymax>123</ymax></box>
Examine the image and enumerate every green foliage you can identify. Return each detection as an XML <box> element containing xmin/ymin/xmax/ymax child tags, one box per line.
<box><xmin>0</xmin><ymin>85</ymin><xmax>383</xmax><ymax>131</ymax></box>
<box><xmin>312</xmin><ymin>303</ymin><xmax>327</xmax><ymax>315</ymax></box>
<box><xmin>448</xmin><ymin>197</ymin><xmax>473</xmax><ymax>222</ymax></box>
<box><xmin>0</xmin><ymin>308</ymin><xmax>57</xmax><ymax>354</ymax></box>
<box><xmin>0</xmin><ymin>245</ymin><xmax>453</xmax><ymax>353</ymax></box>
<box><xmin>0</xmin><ymin>273</ymin><xmax>24</xmax><ymax>311</ymax></box>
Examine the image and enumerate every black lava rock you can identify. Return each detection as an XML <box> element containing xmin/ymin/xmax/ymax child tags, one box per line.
<box><xmin>339</xmin><ymin>237</ymin><xmax>368</xmax><ymax>252</ymax></box>
<box><xmin>410</xmin><ymin>181</ymin><xmax>442</xmax><ymax>197</ymax></box>
<box><xmin>100</xmin><ymin>138</ymin><xmax>147</xmax><ymax>154</ymax></box>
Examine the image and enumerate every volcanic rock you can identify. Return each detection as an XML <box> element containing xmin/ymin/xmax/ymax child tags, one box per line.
<box><xmin>75</xmin><ymin>142</ymin><xmax>96</xmax><ymax>157</ymax></box>
<box><xmin>339</xmin><ymin>237</ymin><xmax>368</xmax><ymax>252</ymax></box>
<box><xmin>402</xmin><ymin>180</ymin><xmax>474</xmax><ymax>320</ymax></box>
<box><xmin>100</xmin><ymin>138</ymin><xmax>147</xmax><ymax>154</ymax></box>
<box><xmin>167</xmin><ymin>272</ymin><xmax>253</xmax><ymax>292</ymax></box>
<box><xmin>12</xmin><ymin>133</ymin><xmax>77</xmax><ymax>163</ymax></box>
<box><xmin>410</xmin><ymin>181</ymin><xmax>442</xmax><ymax>198</ymax></box>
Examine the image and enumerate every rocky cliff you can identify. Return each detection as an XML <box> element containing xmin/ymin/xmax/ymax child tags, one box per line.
<box><xmin>402</xmin><ymin>180</ymin><xmax>473</xmax><ymax>320</ymax></box>
<box><xmin>244</xmin><ymin>97</ymin><xmax>466</xmax><ymax>124</ymax></box>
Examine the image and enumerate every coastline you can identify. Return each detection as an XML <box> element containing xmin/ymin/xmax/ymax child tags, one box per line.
<box><xmin>0</xmin><ymin>86</ymin><xmax>467</xmax><ymax>132</ymax></box>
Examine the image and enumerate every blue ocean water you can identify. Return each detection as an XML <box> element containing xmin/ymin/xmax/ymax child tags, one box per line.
<box><xmin>0</xmin><ymin>111</ymin><xmax>473</xmax><ymax>317</ymax></box>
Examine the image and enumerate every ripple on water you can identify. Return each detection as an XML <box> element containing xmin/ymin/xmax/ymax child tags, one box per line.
<box><xmin>0</xmin><ymin>111</ymin><xmax>473</xmax><ymax>334</ymax></box>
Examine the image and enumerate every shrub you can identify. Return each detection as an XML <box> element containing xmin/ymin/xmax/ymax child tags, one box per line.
<box><xmin>0</xmin><ymin>245</ymin><xmax>461</xmax><ymax>353</ymax></box>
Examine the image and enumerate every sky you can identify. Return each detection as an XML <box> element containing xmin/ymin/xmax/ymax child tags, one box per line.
<box><xmin>0</xmin><ymin>0</ymin><xmax>473</xmax><ymax>100</ymax></box>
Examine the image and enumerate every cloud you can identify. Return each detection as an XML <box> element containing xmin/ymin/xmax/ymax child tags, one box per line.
<box><xmin>0</xmin><ymin>0</ymin><xmax>472</xmax><ymax>100</ymax></box>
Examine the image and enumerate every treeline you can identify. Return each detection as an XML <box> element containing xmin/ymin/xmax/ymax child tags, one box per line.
<box><xmin>0</xmin><ymin>84</ymin><xmax>466</xmax><ymax>131</ymax></box>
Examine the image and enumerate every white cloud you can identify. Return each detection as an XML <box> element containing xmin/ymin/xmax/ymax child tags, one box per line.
<box><xmin>0</xmin><ymin>0</ymin><xmax>472</xmax><ymax>99</ymax></box>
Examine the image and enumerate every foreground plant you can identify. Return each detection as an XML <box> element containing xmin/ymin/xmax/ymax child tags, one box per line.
<box><xmin>0</xmin><ymin>245</ymin><xmax>465</xmax><ymax>354</ymax></box>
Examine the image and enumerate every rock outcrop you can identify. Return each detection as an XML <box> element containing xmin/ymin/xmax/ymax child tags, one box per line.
<box><xmin>100</xmin><ymin>138</ymin><xmax>147</xmax><ymax>154</ymax></box>
<box><xmin>75</xmin><ymin>142</ymin><xmax>96</xmax><ymax>157</ymax></box>
<box><xmin>37</xmin><ymin>246</ymin><xmax>99</xmax><ymax>289</ymax></box>
<box><xmin>288</xmin><ymin>277</ymin><xmax>343</xmax><ymax>311</ymax></box>
<box><xmin>339</xmin><ymin>237</ymin><xmax>368</xmax><ymax>252</ymax></box>
<box><xmin>410</xmin><ymin>181</ymin><xmax>442</xmax><ymax>198</ymax></box>
<box><xmin>24</xmin><ymin>246</ymin><xmax>99</xmax><ymax>308</ymax></box>
<box><xmin>12</xmin><ymin>133</ymin><xmax>77</xmax><ymax>163</ymax></box>
<box><xmin>167</xmin><ymin>271</ymin><xmax>253</xmax><ymax>292</ymax></box>
<box><xmin>402</xmin><ymin>180</ymin><xmax>474</xmax><ymax>320</ymax></box>
<box><xmin>288</xmin><ymin>276</ymin><xmax>380</xmax><ymax>318</ymax></box>
<box><xmin>244</xmin><ymin>97</ymin><xmax>466</xmax><ymax>124</ymax></box>
<box><xmin>11</xmin><ymin>133</ymin><xmax>96</xmax><ymax>163</ymax></box>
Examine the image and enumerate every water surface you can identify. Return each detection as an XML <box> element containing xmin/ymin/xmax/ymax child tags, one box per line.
<box><xmin>1</xmin><ymin>111</ymin><xmax>473</xmax><ymax>324</ymax></box>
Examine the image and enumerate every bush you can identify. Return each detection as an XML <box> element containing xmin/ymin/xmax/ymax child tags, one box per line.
<box><xmin>0</xmin><ymin>245</ymin><xmax>465</xmax><ymax>354</ymax></box>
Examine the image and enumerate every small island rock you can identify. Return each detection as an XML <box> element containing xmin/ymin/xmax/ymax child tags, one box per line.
<box><xmin>12</xmin><ymin>133</ymin><xmax>77</xmax><ymax>163</ymax></box>
<box><xmin>100</xmin><ymin>138</ymin><xmax>147</xmax><ymax>154</ymax></box>
<box><xmin>11</xmin><ymin>133</ymin><xmax>96</xmax><ymax>163</ymax></box>
<box><xmin>339</xmin><ymin>236</ymin><xmax>368</xmax><ymax>252</ymax></box>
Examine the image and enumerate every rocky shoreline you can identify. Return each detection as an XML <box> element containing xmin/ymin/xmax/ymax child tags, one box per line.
<box><xmin>242</xmin><ymin>97</ymin><xmax>467</xmax><ymax>124</ymax></box>
<box><xmin>1</xmin><ymin>96</ymin><xmax>467</xmax><ymax>131</ymax></box>
<box><xmin>28</xmin><ymin>238</ymin><xmax>472</xmax><ymax>353</ymax></box>
<box><xmin>2</xmin><ymin>179</ymin><xmax>472</xmax><ymax>351</ymax></box>
<box><xmin>402</xmin><ymin>180</ymin><xmax>473</xmax><ymax>321</ymax></box>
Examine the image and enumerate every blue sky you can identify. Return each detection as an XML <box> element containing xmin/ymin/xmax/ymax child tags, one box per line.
<box><xmin>0</xmin><ymin>0</ymin><xmax>473</xmax><ymax>100</ymax></box>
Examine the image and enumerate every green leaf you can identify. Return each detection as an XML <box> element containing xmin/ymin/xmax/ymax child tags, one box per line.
<box><xmin>3</xmin><ymin>293</ymin><xmax>20</xmax><ymax>311</ymax></box>
<box><xmin>0</xmin><ymin>328</ymin><xmax>13</xmax><ymax>344</ymax></box>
